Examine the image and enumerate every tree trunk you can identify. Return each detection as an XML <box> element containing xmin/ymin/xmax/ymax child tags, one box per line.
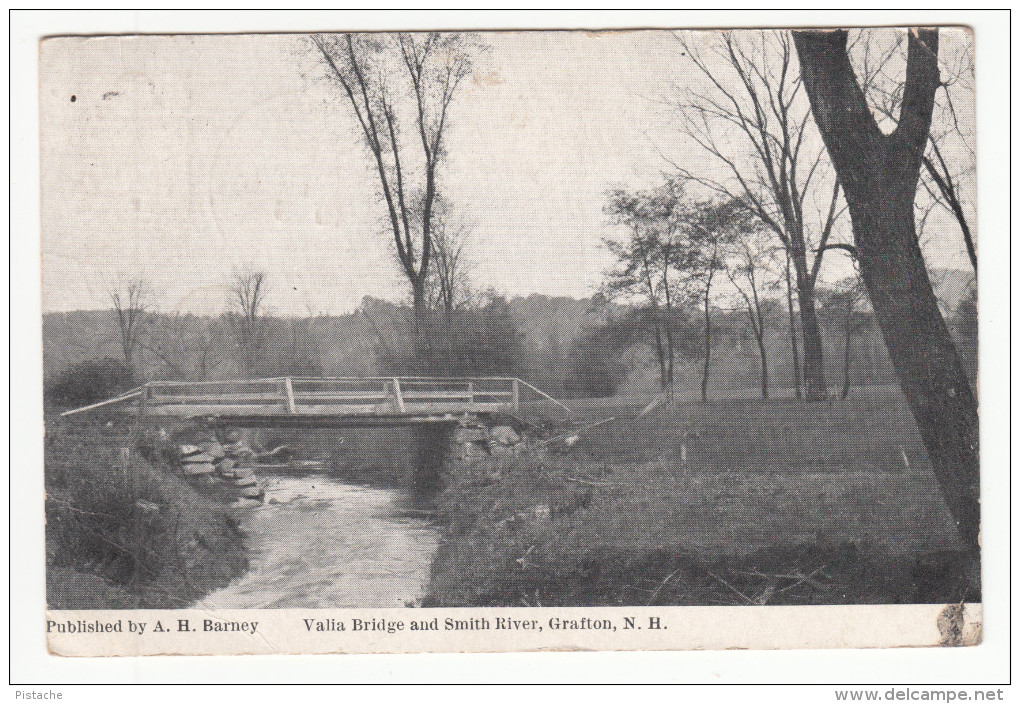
<box><xmin>841</xmin><ymin>317</ymin><xmax>853</xmax><ymax>400</ymax></box>
<box><xmin>795</xmin><ymin>28</ymin><xmax>980</xmax><ymax>552</ymax></box>
<box><xmin>795</xmin><ymin>272</ymin><xmax>827</xmax><ymax>401</ymax></box>
<box><xmin>755</xmin><ymin>328</ymin><xmax>769</xmax><ymax>400</ymax></box>
<box><xmin>652</xmin><ymin>318</ymin><xmax>668</xmax><ymax>390</ymax></box>
<box><xmin>851</xmin><ymin>192</ymin><xmax>978</xmax><ymax>547</ymax></box>
<box><xmin>411</xmin><ymin>281</ymin><xmax>429</xmax><ymax>366</ymax></box>
<box><xmin>638</xmin><ymin>245</ymin><xmax>668</xmax><ymax>391</ymax></box>
<box><xmin>784</xmin><ymin>254</ymin><xmax>803</xmax><ymax>399</ymax></box>
<box><xmin>662</xmin><ymin>290</ymin><xmax>676</xmax><ymax>399</ymax></box>
<box><xmin>663</xmin><ymin>323</ymin><xmax>676</xmax><ymax>396</ymax></box>
<box><xmin>701</xmin><ymin>277</ymin><xmax>713</xmax><ymax>402</ymax></box>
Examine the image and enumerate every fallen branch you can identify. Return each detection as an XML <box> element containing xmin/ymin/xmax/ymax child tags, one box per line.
<box><xmin>754</xmin><ymin>585</ymin><xmax>776</xmax><ymax>605</ymax></box>
<box><xmin>646</xmin><ymin>566</ymin><xmax>684</xmax><ymax>605</ymax></box>
<box><xmin>539</xmin><ymin>417</ymin><xmax>616</xmax><ymax>447</ymax></box>
<box><xmin>731</xmin><ymin>568</ymin><xmax>822</xmax><ymax>582</ymax></box>
<box><xmin>47</xmin><ymin>496</ymin><xmax>120</xmax><ymax>521</ymax></box>
<box><xmin>516</xmin><ymin>545</ymin><xmax>537</xmax><ymax>569</ymax></box>
<box><xmin>707</xmin><ymin>571</ymin><xmax>757</xmax><ymax>605</ymax></box>
<box><xmin>637</xmin><ymin>394</ymin><xmax>665</xmax><ymax>418</ymax></box>
<box><xmin>777</xmin><ymin>566</ymin><xmax>828</xmax><ymax>593</ymax></box>
<box><xmin>564</xmin><ymin>476</ymin><xmax>617</xmax><ymax>487</ymax></box>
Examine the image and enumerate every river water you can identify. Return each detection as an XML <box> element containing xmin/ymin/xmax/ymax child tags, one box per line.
<box><xmin>196</xmin><ymin>471</ymin><xmax>441</xmax><ymax>609</ymax></box>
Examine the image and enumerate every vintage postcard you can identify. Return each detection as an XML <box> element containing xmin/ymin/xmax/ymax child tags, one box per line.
<box><xmin>39</xmin><ymin>26</ymin><xmax>981</xmax><ymax>657</ymax></box>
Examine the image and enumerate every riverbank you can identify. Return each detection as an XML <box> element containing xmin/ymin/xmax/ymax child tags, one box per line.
<box><xmin>45</xmin><ymin>413</ymin><xmax>248</xmax><ymax>609</ymax></box>
<box><xmin>423</xmin><ymin>394</ymin><xmax>979</xmax><ymax>607</ymax></box>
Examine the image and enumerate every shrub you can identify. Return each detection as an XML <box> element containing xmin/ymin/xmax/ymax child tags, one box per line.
<box><xmin>563</xmin><ymin>317</ymin><xmax>641</xmax><ymax>397</ymax></box>
<box><xmin>564</xmin><ymin>329</ymin><xmax>628</xmax><ymax>397</ymax></box>
<box><xmin>45</xmin><ymin>357</ymin><xmax>136</xmax><ymax>409</ymax></box>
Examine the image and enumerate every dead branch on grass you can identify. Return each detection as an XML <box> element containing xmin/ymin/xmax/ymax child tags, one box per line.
<box><xmin>646</xmin><ymin>566</ymin><xmax>684</xmax><ymax>605</ymax></box>
<box><xmin>564</xmin><ymin>476</ymin><xmax>617</xmax><ymax>487</ymax></box>
<box><xmin>47</xmin><ymin>496</ymin><xmax>120</xmax><ymax>521</ymax></box>
<box><xmin>539</xmin><ymin>417</ymin><xmax>617</xmax><ymax>447</ymax></box>
<box><xmin>515</xmin><ymin>545</ymin><xmax>537</xmax><ymax>569</ymax></box>
<box><xmin>707</xmin><ymin>570</ymin><xmax>757</xmax><ymax>605</ymax></box>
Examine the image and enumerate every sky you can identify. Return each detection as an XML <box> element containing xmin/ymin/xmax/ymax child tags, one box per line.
<box><xmin>39</xmin><ymin>30</ymin><xmax>975</xmax><ymax>316</ymax></box>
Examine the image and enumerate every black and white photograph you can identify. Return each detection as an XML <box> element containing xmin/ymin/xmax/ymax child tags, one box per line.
<box><xmin>24</xmin><ymin>14</ymin><xmax>998</xmax><ymax>666</ymax></box>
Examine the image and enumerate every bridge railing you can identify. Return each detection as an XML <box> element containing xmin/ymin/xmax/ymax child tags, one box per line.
<box><xmin>289</xmin><ymin>377</ymin><xmax>519</xmax><ymax>415</ymax></box>
<box><xmin>61</xmin><ymin>376</ymin><xmax>574</xmax><ymax>420</ymax></box>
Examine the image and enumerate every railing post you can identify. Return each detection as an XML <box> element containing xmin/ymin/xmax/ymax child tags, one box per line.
<box><xmin>138</xmin><ymin>383</ymin><xmax>149</xmax><ymax>417</ymax></box>
<box><xmin>392</xmin><ymin>377</ymin><xmax>406</xmax><ymax>413</ymax></box>
<box><xmin>467</xmin><ymin>381</ymin><xmax>474</xmax><ymax>405</ymax></box>
<box><xmin>283</xmin><ymin>377</ymin><xmax>297</xmax><ymax>415</ymax></box>
<box><xmin>512</xmin><ymin>378</ymin><xmax>520</xmax><ymax>412</ymax></box>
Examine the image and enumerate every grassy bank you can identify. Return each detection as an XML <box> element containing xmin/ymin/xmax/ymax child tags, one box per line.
<box><xmin>424</xmin><ymin>392</ymin><xmax>978</xmax><ymax>606</ymax></box>
<box><xmin>45</xmin><ymin>413</ymin><xmax>247</xmax><ymax>609</ymax></box>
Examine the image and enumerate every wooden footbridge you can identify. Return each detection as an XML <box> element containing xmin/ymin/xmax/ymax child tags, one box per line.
<box><xmin>60</xmin><ymin>377</ymin><xmax>572</xmax><ymax>428</ymax></box>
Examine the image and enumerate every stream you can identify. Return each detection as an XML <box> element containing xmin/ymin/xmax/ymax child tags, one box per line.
<box><xmin>195</xmin><ymin>438</ymin><xmax>443</xmax><ymax>609</ymax></box>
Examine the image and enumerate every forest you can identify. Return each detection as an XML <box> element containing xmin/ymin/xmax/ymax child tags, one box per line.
<box><xmin>42</xmin><ymin>269</ymin><xmax>975</xmax><ymax>408</ymax></box>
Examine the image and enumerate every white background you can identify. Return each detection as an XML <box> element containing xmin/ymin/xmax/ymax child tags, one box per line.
<box><xmin>8</xmin><ymin>8</ymin><xmax>1013</xmax><ymax>693</ymax></box>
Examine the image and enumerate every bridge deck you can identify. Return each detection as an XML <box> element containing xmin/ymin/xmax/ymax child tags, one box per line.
<box><xmin>61</xmin><ymin>376</ymin><xmax>572</xmax><ymax>427</ymax></box>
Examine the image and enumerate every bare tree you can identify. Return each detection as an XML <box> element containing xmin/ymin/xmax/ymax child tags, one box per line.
<box><xmin>227</xmin><ymin>269</ymin><xmax>269</xmax><ymax>377</ymax></box>
<box><xmin>820</xmin><ymin>276</ymin><xmax>868</xmax><ymax>400</ymax></box>
<box><xmin>359</xmin><ymin>298</ymin><xmax>407</xmax><ymax>360</ymax></box>
<box><xmin>144</xmin><ymin>312</ymin><xmax>222</xmax><ymax>381</ymax></box>
<box><xmin>782</xmin><ymin>250</ymin><xmax>803</xmax><ymax>398</ymax></box>
<box><xmin>109</xmin><ymin>278</ymin><xmax>149</xmax><ymax>370</ymax></box>
<box><xmin>284</xmin><ymin>303</ymin><xmax>325</xmax><ymax>377</ymax></box>
<box><xmin>838</xmin><ymin>279</ymin><xmax>868</xmax><ymax>401</ymax></box>
<box><xmin>408</xmin><ymin>195</ymin><xmax>473</xmax><ymax>315</ymax></box>
<box><xmin>725</xmin><ymin>227</ymin><xmax>780</xmax><ymax>399</ymax></box>
<box><xmin>312</xmin><ymin>32</ymin><xmax>481</xmax><ymax>360</ymax></box>
<box><xmin>230</xmin><ymin>269</ymin><xmax>267</xmax><ymax>322</ymax></box>
<box><xmin>794</xmin><ymin>28</ymin><xmax>979</xmax><ymax>552</ymax></box>
<box><xmin>429</xmin><ymin>216</ymin><xmax>472</xmax><ymax>315</ymax></box>
<box><xmin>686</xmin><ymin>197</ymin><xmax>750</xmax><ymax>401</ymax></box>
<box><xmin>672</xmin><ymin>30</ymin><xmax>846</xmax><ymax>401</ymax></box>
<box><xmin>850</xmin><ymin>29</ymin><xmax>977</xmax><ymax>274</ymax></box>
<box><xmin>143</xmin><ymin>312</ymin><xmax>192</xmax><ymax>381</ymax></box>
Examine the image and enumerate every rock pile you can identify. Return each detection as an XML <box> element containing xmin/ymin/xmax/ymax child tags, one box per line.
<box><xmin>178</xmin><ymin>437</ymin><xmax>265</xmax><ymax>505</ymax></box>
<box><xmin>452</xmin><ymin>424</ymin><xmax>526</xmax><ymax>459</ymax></box>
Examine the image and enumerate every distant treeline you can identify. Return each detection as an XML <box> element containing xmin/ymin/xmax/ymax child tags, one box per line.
<box><xmin>43</xmin><ymin>273</ymin><xmax>976</xmax><ymax>404</ymax></box>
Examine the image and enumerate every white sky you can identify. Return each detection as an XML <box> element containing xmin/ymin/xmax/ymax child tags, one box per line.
<box><xmin>39</xmin><ymin>30</ymin><xmax>973</xmax><ymax>316</ymax></box>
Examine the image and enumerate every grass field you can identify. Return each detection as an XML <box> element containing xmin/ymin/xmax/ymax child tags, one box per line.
<box><xmin>43</xmin><ymin>386</ymin><xmax>977</xmax><ymax>609</ymax></box>
<box><xmin>425</xmin><ymin>390</ymin><xmax>977</xmax><ymax>607</ymax></box>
